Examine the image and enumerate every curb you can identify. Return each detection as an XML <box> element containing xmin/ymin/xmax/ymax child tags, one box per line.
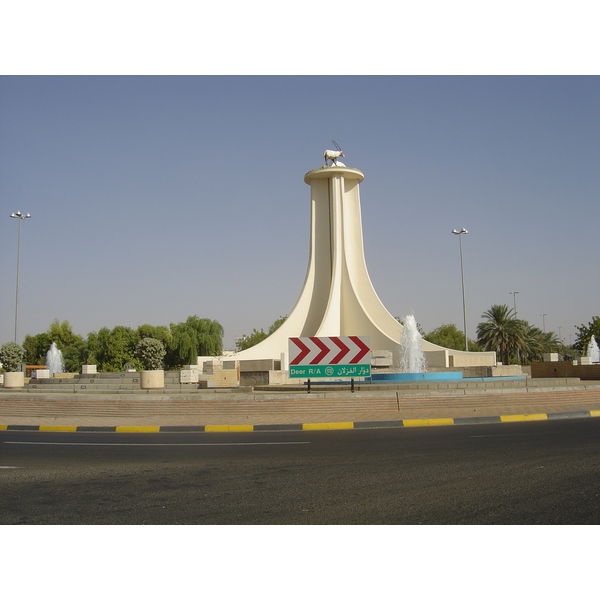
<box><xmin>2</xmin><ymin>409</ymin><xmax>600</xmax><ymax>433</ymax></box>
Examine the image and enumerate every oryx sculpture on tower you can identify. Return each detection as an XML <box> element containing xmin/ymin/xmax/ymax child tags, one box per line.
<box><xmin>324</xmin><ymin>140</ymin><xmax>345</xmax><ymax>166</ymax></box>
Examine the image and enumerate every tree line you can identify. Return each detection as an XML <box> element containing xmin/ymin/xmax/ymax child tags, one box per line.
<box><xmin>3</xmin><ymin>306</ymin><xmax>597</xmax><ymax>373</ymax></box>
<box><xmin>237</xmin><ymin>305</ymin><xmax>597</xmax><ymax>366</ymax></box>
<box><xmin>18</xmin><ymin>316</ymin><xmax>223</xmax><ymax>372</ymax></box>
<box><xmin>430</xmin><ymin>305</ymin><xmax>597</xmax><ymax>364</ymax></box>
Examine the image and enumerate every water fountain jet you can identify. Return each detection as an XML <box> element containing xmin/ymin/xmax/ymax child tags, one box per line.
<box><xmin>398</xmin><ymin>314</ymin><xmax>427</xmax><ymax>373</ymax></box>
<box><xmin>46</xmin><ymin>342</ymin><xmax>65</xmax><ymax>377</ymax></box>
<box><xmin>587</xmin><ymin>336</ymin><xmax>600</xmax><ymax>363</ymax></box>
<box><xmin>369</xmin><ymin>314</ymin><xmax>463</xmax><ymax>383</ymax></box>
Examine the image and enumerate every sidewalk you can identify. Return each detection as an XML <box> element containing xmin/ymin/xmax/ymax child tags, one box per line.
<box><xmin>2</xmin><ymin>383</ymin><xmax>600</xmax><ymax>431</ymax></box>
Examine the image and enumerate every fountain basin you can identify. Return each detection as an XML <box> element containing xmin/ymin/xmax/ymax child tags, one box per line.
<box><xmin>368</xmin><ymin>372</ymin><xmax>463</xmax><ymax>383</ymax></box>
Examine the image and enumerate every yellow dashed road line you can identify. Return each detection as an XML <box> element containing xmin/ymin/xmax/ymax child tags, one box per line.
<box><xmin>204</xmin><ymin>425</ymin><xmax>254</xmax><ymax>432</ymax></box>
<box><xmin>499</xmin><ymin>414</ymin><xmax>548</xmax><ymax>422</ymax></box>
<box><xmin>302</xmin><ymin>422</ymin><xmax>354</xmax><ymax>430</ymax></box>
<box><xmin>402</xmin><ymin>418</ymin><xmax>455</xmax><ymax>427</ymax></box>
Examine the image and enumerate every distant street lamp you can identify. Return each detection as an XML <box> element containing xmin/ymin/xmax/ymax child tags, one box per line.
<box><xmin>541</xmin><ymin>313</ymin><xmax>547</xmax><ymax>333</ymax></box>
<box><xmin>452</xmin><ymin>228</ymin><xmax>469</xmax><ymax>352</ymax></box>
<box><xmin>10</xmin><ymin>211</ymin><xmax>31</xmax><ymax>343</ymax></box>
<box><xmin>509</xmin><ymin>291</ymin><xmax>520</xmax><ymax>317</ymax></box>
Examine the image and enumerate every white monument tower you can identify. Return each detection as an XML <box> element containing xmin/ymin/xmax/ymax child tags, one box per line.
<box><xmin>231</xmin><ymin>148</ymin><xmax>495</xmax><ymax>369</ymax></box>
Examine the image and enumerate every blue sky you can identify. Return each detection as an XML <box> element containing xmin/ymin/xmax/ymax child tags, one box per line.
<box><xmin>1</xmin><ymin>75</ymin><xmax>598</xmax><ymax>349</ymax></box>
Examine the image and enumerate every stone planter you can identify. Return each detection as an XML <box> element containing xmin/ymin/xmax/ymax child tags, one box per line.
<box><xmin>3</xmin><ymin>371</ymin><xmax>25</xmax><ymax>389</ymax></box>
<box><xmin>140</xmin><ymin>370</ymin><xmax>164</xmax><ymax>390</ymax></box>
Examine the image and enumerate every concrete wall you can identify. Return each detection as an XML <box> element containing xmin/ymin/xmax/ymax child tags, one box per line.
<box><xmin>530</xmin><ymin>362</ymin><xmax>600</xmax><ymax>380</ymax></box>
<box><xmin>189</xmin><ymin>359</ymin><xmax>241</xmax><ymax>387</ymax></box>
<box><xmin>199</xmin><ymin>369</ymin><xmax>239</xmax><ymax>387</ymax></box>
<box><xmin>491</xmin><ymin>365</ymin><xmax>523</xmax><ymax>377</ymax></box>
<box><xmin>424</xmin><ymin>350</ymin><xmax>449</xmax><ymax>368</ymax></box>
<box><xmin>240</xmin><ymin>370</ymin><xmax>292</xmax><ymax>386</ymax></box>
<box><xmin>239</xmin><ymin>359</ymin><xmax>281</xmax><ymax>372</ymax></box>
<box><xmin>429</xmin><ymin>365</ymin><xmax>524</xmax><ymax>378</ymax></box>
<box><xmin>449</xmin><ymin>353</ymin><xmax>497</xmax><ymax>367</ymax></box>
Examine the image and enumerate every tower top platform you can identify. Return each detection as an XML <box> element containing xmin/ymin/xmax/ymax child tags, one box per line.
<box><xmin>304</xmin><ymin>166</ymin><xmax>364</xmax><ymax>183</ymax></box>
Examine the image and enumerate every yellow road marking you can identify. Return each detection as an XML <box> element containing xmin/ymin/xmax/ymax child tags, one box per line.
<box><xmin>402</xmin><ymin>418</ymin><xmax>454</xmax><ymax>427</ymax></box>
<box><xmin>302</xmin><ymin>422</ymin><xmax>354</xmax><ymax>430</ymax></box>
<box><xmin>500</xmin><ymin>414</ymin><xmax>548</xmax><ymax>422</ymax></box>
<box><xmin>590</xmin><ymin>410</ymin><xmax>600</xmax><ymax>417</ymax></box>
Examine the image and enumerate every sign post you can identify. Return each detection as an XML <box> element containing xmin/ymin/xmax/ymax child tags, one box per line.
<box><xmin>288</xmin><ymin>336</ymin><xmax>371</xmax><ymax>379</ymax></box>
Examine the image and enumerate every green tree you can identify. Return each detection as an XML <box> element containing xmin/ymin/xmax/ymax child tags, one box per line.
<box><xmin>424</xmin><ymin>323</ymin><xmax>481</xmax><ymax>352</ymax></box>
<box><xmin>61</xmin><ymin>338</ymin><xmax>89</xmax><ymax>373</ymax></box>
<box><xmin>519</xmin><ymin>324</ymin><xmax>560</xmax><ymax>364</ymax></box>
<box><xmin>235</xmin><ymin>329</ymin><xmax>266</xmax><ymax>351</ymax></box>
<box><xmin>136</xmin><ymin>324</ymin><xmax>172</xmax><ymax>348</ymax></box>
<box><xmin>476</xmin><ymin>304</ymin><xmax>527</xmax><ymax>364</ymax></box>
<box><xmin>574</xmin><ymin>317</ymin><xmax>600</xmax><ymax>355</ymax></box>
<box><xmin>135</xmin><ymin>337</ymin><xmax>166</xmax><ymax>370</ymax></box>
<box><xmin>87</xmin><ymin>326</ymin><xmax>140</xmax><ymax>372</ymax></box>
<box><xmin>22</xmin><ymin>332</ymin><xmax>51</xmax><ymax>365</ymax></box>
<box><xmin>165</xmin><ymin>316</ymin><xmax>224</xmax><ymax>368</ymax></box>
<box><xmin>47</xmin><ymin>320</ymin><xmax>85</xmax><ymax>372</ymax></box>
<box><xmin>235</xmin><ymin>316</ymin><xmax>287</xmax><ymax>351</ymax></box>
<box><xmin>23</xmin><ymin>320</ymin><xmax>86</xmax><ymax>371</ymax></box>
<box><xmin>47</xmin><ymin>319</ymin><xmax>82</xmax><ymax>349</ymax></box>
<box><xmin>0</xmin><ymin>342</ymin><xmax>25</xmax><ymax>372</ymax></box>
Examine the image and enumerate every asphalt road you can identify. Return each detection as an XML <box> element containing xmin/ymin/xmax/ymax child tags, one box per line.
<box><xmin>2</xmin><ymin>418</ymin><xmax>600</xmax><ymax>524</ymax></box>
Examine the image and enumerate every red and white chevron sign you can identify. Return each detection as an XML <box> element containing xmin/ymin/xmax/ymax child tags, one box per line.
<box><xmin>289</xmin><ymin>336</ymin><xmax>371</xmax><ymax>366</ymax></box>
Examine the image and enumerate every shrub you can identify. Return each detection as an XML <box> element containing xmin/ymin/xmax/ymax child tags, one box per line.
<box><xmin>134</xmin><ymin>338</ymin><xmax>166</xmax><ymax>370</ymax></box>
<box><xmin>0</xmin><ymin>342</ymin><xmax>25</xmax><ymax>372</ymax></box>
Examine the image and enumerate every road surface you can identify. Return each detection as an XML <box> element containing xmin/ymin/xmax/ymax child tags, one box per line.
<box><xmin>2</xmin><ymin>418</ymin><xmax>600</xmax><ymax>524</ymax></box>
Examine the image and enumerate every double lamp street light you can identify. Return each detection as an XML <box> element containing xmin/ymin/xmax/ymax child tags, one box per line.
<box><xmin>9</xmin><ymin>211</ymin><xmax>31</xmax><ymax>343</ymax></box>
<box><xmin>452</xmin><ymin>228</ymin><xmax>469</xmax><ymax>352</ymax></box>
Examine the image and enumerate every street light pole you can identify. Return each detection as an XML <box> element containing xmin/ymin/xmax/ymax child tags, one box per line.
<box><xmin>541</xmin><ymin>314</ymin><xmax>547</xmax><ymax>333</ymax></box>
<box><xmin>509</xmin><ymin>291</ymin><xmax>520</xmax><ymax>317</ymax></box>
<box><xmin>508</xmin><ymin>291</ymin><xmax>521</xmax><ymax>364</ymax></box>
<box><xmin>452</xmin><ymin>228</ymin><xmax>469</xmax><ymax>352</ymax></box>
<box><xmin>10</xmin><ymin>211</ymin><xmax>31</xmax><ymax>343</ymax></box>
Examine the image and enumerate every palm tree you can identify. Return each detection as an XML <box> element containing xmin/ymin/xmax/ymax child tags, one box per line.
<box><xmin>521</xmin><ymin>325</ymin><xmax>560</xmax><ymax>363</ymax></box>
<box><xmin>476</xmin><ymin>304</ymin><xmax>527</xmax><ymax>364</ymax></box>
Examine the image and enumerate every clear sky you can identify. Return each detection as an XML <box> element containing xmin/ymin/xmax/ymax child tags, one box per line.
<box><xmin>1</xmin><ymin>75</ymin><xmax>599</xmax><ymax>349</ymax></box>
<box><xmin>1</xmin><ymin>1</ymin><xmax>599</xmax><ymax>351</ymax></box>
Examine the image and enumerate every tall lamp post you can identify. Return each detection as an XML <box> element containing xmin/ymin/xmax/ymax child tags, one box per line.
<box><xmin>509</xmin><ymin>291</ymin><xmax>520</xmax><ymax>317</ymax></box>
<box><xmin>509</xmin><ymin>290</ymin><xmax>521</xmax><ymax>364</ymax></box>
<box><xmin>452</xmin><ymin>228</ymin><xmax>469</xmax><ymax>352</ymax></box>
<box><xmin>541</xmin><ymin>313</ymin><xmax>547</xmax><ymax>333</ymax></box>
<box><xmin>10</xmin><ymin>211</ymin><xmax>31</xmax><ymax>343</ymax></box>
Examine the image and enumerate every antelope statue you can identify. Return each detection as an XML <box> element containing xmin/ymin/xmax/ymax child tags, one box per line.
<box><xmin>324</xmin><ymin>140</ymin><xmax>345</xmax><ymax>166</ymax></box>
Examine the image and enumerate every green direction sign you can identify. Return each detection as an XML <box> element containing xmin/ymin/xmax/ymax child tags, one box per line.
<box><xmin>289</xmin><ymin>364</ymin><xmax>371</xmax><ymax>379</ymax></box>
